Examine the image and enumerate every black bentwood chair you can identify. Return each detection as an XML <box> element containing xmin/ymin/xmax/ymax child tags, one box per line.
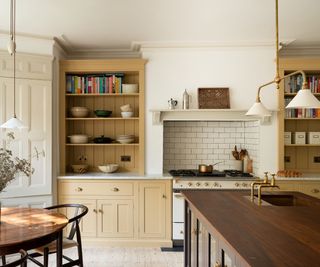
<box><xmin>1</xmin><ymin>250</ymin><xmax>28</xmax><ymax>267</ymax></box>
<box><xmin>28</xmin><ymin>204</ymin><xmax>88</xmax><ymax>267</ymax></box>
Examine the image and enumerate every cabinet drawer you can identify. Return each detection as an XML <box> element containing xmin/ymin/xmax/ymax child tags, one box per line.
<box><xmin>300</xmin><ymin>183</ymin><xmax>320</xmax><ymax>199</ymax></box>
<box><xmin>59</xmin><ymin>181</ymin><xmax>134</xmax><ymax>196</ymax></box>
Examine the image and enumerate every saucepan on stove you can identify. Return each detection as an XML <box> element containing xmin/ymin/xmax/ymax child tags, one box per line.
<box><xmin>198</xmin><ymin>162</ymin><xmax>223</xmax><ymax>173</ymax></box>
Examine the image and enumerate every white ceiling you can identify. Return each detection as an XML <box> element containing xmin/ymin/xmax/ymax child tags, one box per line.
<box><xmin>0</xmin><ymin>0</ymin><xmax>319</xmax><ymax>52</ymax></box>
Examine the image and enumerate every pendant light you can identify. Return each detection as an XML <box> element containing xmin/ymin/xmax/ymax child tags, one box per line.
<box><xmin>246</xmin><ymin>0</ymin><xmax>320</xmax><ymax>117</ymax></box>
<box><xmin>1</xmin><ymin>0</ymin><xmax>26</xmax><ymax>129</ymax></box>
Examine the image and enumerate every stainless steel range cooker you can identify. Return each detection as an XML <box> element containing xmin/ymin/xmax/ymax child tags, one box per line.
<box><xmin>170</xmin><ymin>169</ymin><xmax>257</xmax><ymax>244</ymax></box>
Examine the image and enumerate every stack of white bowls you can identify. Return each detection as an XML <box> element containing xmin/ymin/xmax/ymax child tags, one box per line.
<box><xmin>120</xmin><ymin>104</ymin><xmax>134</xmax><ymax>118</ymax></box>
<box><xmin>117</xmin><ymin>134</ymin><xmax>135</xmax><ymax>144</ymax></box>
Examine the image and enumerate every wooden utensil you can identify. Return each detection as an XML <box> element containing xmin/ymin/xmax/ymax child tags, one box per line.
<box><xmin>232</xmin><ymin>145</ymin><xmax>240</xmax><ymax>160</ymax></box>
<box><xmin>239</xmin><ymin>149</ymin><xmax>247</xmax><ymax>160</ymax></box>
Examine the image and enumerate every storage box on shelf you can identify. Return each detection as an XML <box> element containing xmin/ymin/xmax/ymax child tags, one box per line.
<box><xmin>59</xmin><ymin>59</ymin><xmax>146</xmax><ymax>174</ymax></box>
<box><xmin>279</xmin><ymin>58</ymin><xmax>320</xmax><ymax>173</ymax></box>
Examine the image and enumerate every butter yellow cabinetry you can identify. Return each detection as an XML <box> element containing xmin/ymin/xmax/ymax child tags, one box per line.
<box><xmin>274</xmin><ymin>180</ymin><xmax>320</xmax><ymax>199</ymax></box>
<box><xmin>138</xmin><ymin>182</ymin><xmax>171</xmax><ymax>240</ymax></box>
<box><xmin>299</xmin><ymin>181</ymin><xmax>320</xmax><ymax>199</ymax></box>
<box><xmin>278</xmin><ymin>58</ymin><xmax>320</xmax><ymax>173</ymax></box>
<box><xmin>58</xmin><ymin>179</ymin><xmax>172</xmax><ymax>247</ymax></box>
<box><xmin>59</xmin><ymin>59</ymin><xmax>146</xmax><ymax>175</ymax></box>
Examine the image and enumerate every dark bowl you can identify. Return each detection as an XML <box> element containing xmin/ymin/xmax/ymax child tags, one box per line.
<box><xmin>94</xmin><ymin>110</ymin><xmax>112</xmax><ymax>117</ymax></box>
<box><xmin>93</xmin><ymin>135</ymin><xmax>112</xmax><ymax>144</ymax></box>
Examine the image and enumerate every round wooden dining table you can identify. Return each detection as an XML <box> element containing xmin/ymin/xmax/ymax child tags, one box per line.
<box><xmin>0</xmin><ymin>207</ymin><xmax>68</xmax><ymax>266</ymax></box>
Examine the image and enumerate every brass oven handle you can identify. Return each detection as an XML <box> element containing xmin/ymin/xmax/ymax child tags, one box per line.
<box><xmin>75</xmin><ymin>187</ymin><xmax>83</xmax><ymax>192</ymax></box>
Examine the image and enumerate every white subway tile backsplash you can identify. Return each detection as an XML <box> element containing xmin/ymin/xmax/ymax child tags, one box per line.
<box><xmin>163</xmin><ymin>121</ymin><xmax>260</xmax><ymax>172</ymax></box>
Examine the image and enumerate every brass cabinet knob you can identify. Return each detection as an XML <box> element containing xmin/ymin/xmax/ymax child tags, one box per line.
<box><xmin>214</xmin><ymin>261</ymin><xmax>222</xmax><ymax>267</ymax></box>
<box><xmin>112</xmin><ymin>187</ymin><xmax>119</xmax><ymax>192</ymax></box>
<box><xmin>162</xmin><ymin>194</ymin><xmax>166</xmax><ymax>199</ymax></box>
<box><xmin>311</xmin><ymin>188</ymin><xmax>320</xmax><ymax>193</ymax></box>
<box><xmin>93</xmin><ymin>209</ymin><xmax>97</xmax><ymax>213</ymax></box>
<box><xmin>98</xmin><ymin>209</ymin><xmax>103</xmax><ymax>213</ymax></box>
<box><xmin>75</xmin><ymin>187</ymin><xmax>83</xmax><ymax>192</ymax></box>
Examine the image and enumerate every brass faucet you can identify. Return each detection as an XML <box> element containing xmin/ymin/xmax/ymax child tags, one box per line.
<box><xmin>257</xmin><ymin>174</ymin><xmax>279</xmax><ymax>205</ymax></box>
<box><xmin>250</xmin><ymin>172</ymin><xmax>270</xmax><ymax>201</ymax></box>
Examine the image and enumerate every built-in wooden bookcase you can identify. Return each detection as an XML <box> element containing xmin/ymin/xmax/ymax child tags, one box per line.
<box><xmin>59</xmin><ymin>59</ymin><xmax>146</xmax><ymax>174</ymax></box>
<box><xmin>279</xmin><ymin>58</ymin><xmax>320</xmax><ymax>173</ymax></box>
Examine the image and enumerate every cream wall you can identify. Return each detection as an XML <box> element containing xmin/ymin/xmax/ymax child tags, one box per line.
<box><xmin>142</xmin><ymin>46</ymin><xmax>279</xmax><ymax>176</ymax></box>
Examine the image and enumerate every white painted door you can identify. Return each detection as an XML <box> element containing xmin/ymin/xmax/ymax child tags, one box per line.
<box><xmin>0</xmin><ymin>77</ymin><xmax>52</xmax><ymax>197</ymax></box>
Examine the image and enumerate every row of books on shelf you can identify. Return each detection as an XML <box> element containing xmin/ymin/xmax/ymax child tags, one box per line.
<box><xmin>285</xmin><ymin>108</ymin><xmax>320</xmax><ymax>118</ymax></box>
<box><xmin>66</xmin><ymin>74</ymin><xmax>124</xmax><ymax>94</ymax></box>
<box><xmin>284</xmin><ymin>74</ymin><xmax>320</xmax><ymax>93</ymax></box>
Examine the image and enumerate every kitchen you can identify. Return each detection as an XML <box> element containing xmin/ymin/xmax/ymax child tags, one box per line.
<box><xmin>0</xmin><ymin>0</ymin><xmax>320</xmax><ymax>266</ymax></box>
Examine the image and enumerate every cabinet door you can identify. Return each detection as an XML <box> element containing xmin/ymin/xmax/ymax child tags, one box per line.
<box><xmin>0</xmin><ymin>77</ymin><xmax>52</xmax><ymax>197</ymax></box>
<box><xmin>138</xmin><ymin>182</ymin><xmax>167</xmax><ymax>238</ymax></box>
<box><xmin>97</xmin><ymin>199</ymin><xmax>134</xmax><ymax>238</ymax></box>
<box><xmin>299</xmin><ymin>182</ymin><xmax>320</xmax><ymax>199</ymax></box>
<box><xmin>59</xmin><ymin>198</ymin><xmax>97</xmax><ymax>238</ymax></box>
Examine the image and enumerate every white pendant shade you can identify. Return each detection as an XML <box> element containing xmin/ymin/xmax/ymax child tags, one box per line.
<box><xmin>286</xmin><ymin>89</ymin><xmax>320</xmax><ymax>109</ymax></box>
<box><xmin>0</xmin><ymin>117</ymin><xmax>26</xmax><ymax>129</ymax></box>
<box><xmin>246</xmin><ymin>101</ymin><xmax>272</xmax><ymax>117</ymax></box>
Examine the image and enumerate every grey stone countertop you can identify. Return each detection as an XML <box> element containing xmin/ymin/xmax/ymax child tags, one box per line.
<box><xmin>58</xmin><ymin>172</ymin><xmax>173</xmax><ymax>180</ymax></box>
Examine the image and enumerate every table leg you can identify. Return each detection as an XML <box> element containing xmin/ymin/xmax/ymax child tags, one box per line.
<box><xmin>56</xmin><ymin>230</ymin><xmax>63</xmax><ymax>267</ymax></box>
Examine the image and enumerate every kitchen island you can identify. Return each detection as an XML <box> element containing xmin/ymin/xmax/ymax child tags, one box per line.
<box><xmin>182</xmin><ymin>190</ymin><xmax>320</xmax><ymax>267</ymax></box>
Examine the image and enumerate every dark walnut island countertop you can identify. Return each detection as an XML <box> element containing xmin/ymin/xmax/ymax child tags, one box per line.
<box><xmin>182</xmin><ymin>190</ymin><xmax>320</xmax><ymax>267</ymax></box>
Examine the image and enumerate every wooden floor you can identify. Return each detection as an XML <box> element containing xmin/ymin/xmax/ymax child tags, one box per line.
<box><xmin>25</xmin><ymin>246</ymin><xmax>184</xmax><ymax>267</ymax></box>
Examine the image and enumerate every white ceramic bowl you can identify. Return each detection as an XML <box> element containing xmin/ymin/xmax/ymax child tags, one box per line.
<box><xmin>68</xmin><ymin>134</ymin><xmax>89</xmax><ymax>144</ymax></box>
<box><xmin>71</xmin><ymin>164</ymin><xmax>89</xmax><ymax>173</ymax></box>
<box><xmin>98</xmin><ymin>164</ymin><xmax>119</xmax><ymax>173</ymax></box>
<box><xmin>70</xmin><ymin>107</ymin><xmax>89</xmax><ymax>118</ymax></box>
<box><xmin>117</xmin><ymin>138</ymin><xmax>134</xmax><ymax>144</ymax></box>
<box><xmin>121</xmin><ymin>111</ymin><xmax>134</xmax><ymax>118</ymax></box>
<box><xmin>122</xmin><ymin>84</ymin><xmax>138</xmax><ymax>94</ymax></box>
<box><xmin>120</xmin><ymin>104</ymin><xmax>132</xmax><ymax>112</ymax></box>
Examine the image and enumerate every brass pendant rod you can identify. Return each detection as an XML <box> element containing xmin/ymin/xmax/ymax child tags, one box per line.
<box><xmin>12</xmin><ymin>0</ymin><xmax>16</xmax><ymax>118</ymax></box>
<box><xmin>275</xmin><ymin>0</ymin><xmax>280</xmax><ymax>87</ymax></box>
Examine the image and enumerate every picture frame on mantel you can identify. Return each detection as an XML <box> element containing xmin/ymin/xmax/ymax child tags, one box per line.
<box><xmin>198</xmin><ymin>87</ymin><xmax>230</xmax><ymax>109</ymax></box>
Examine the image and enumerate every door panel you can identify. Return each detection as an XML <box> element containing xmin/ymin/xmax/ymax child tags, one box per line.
<box><xmin>138</xmin><ymin>182</ymin><xmax>166</xmax><ymax>238</ymax></box>
<box><xmin>59</xmin><ymin>198</ymin><xmax>97</xmax><ymax>237</ymax></box>
<box><xmin>97</xmin><ymin>199</ymin><xmax>134</xmax><ymax>238</ymax></box>
<box><xmin>0</xmin><ymin>77</ymin><xmax>52</xmax><ymax>197</ymax></box>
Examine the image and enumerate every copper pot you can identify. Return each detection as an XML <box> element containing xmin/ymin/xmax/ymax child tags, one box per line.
<box><xmin>198</xmin><ymin>164</ymin><xmax>213</xmax><ymax>173</ymax></box>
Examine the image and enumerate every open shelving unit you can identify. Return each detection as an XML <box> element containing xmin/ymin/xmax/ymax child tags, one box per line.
<box><xmin>59</xmin><ymin>59</ymin><xmax>146</xmax><ymax>174</ymax></box>
<box><xmin>278</xmin><ymin>58</ymin><xmax>320</xmax><ymax>173</ymax></box>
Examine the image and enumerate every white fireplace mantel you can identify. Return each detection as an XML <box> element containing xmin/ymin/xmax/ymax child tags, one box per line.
<box><xmin>150</xmin><ymin>109</ymin><xmax>274</xmax><ymax>125</ymax></box>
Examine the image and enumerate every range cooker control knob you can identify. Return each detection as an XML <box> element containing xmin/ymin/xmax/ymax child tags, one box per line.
<box><xmin>213</xmin><ymin>182</ymin><xmax>219</xmax><ymax>187</ymax></box>
<box><xmin>188</xmin><ymin>182</ymin><xmax>193</xmax><ymax>187</ymax></box>
<box><xmin>196</xmin><ymin>182</ymin><xmax>201</xmax><ymax>187</ymax></box>
<box><xmin>204</xmin><ymin>182</ymin><xmax>209</xmax><ymax>187</ymax></box>
<box><xmin>235</xmin><ymin>182</ymin><xmax>240</xmax><ymax>187</ymax></box>
<box><xmin>242</xmin><ymin>183</ymin><xmax>248</xmax><ymax>187</ymax></box>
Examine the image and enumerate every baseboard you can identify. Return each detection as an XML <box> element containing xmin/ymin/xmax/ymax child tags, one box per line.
<box><xmin>82</xmin><ymin>238</ymin><xmax>173</xmax><ymax>248</ymax></box>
